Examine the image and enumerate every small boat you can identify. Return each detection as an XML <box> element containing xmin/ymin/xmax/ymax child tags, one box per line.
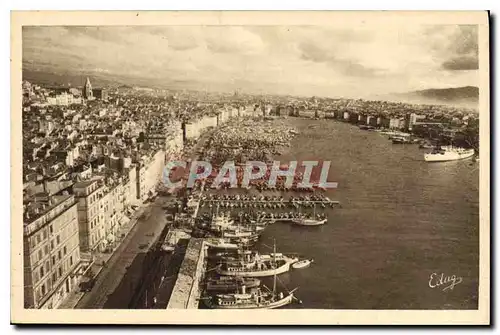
<box><xmin>292</xmin><ymin>217</ymin><xmax>327</xmax><ymax>226</ymax></box>
<box><xmin>292</xmin><ymin>205</ymin><xmax>327</xmax><ymax>226</ymax></box>
<box><xmin>392</xmin><ymin>136</ymin><xmax>410</xmax><ymax>144</ymax></box>
<box><xmin>205</xmin><ymin>238</ymin><xmax>241</xmax><ymax>250</ymax></box>
<box><xmin>419</xmin><ymin>142</ymin><xmax>435</xmax><ymax>149</ymax></box>
<box><xmin>292</xmin><ymin>259</ymin><xmax>313</xmax><ymax>269</ymax></box>
<box><xmin>162</xmin><ymin>245</ymin><xmax>175</xmax><ymax>252</ymax></box>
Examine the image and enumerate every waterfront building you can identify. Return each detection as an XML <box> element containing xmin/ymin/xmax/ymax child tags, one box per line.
<box><xmin>103</xmin><ymin>178</ymin><xmax>124</xmax><ymax>250</ymax></box>
<box><xmin>366</xmin><ymin>115</ymin><xmax>377</xmax><ymax>126</ymax></box>
<box><xmin>348</xmin><ymin>112</ymin><xmax>359</xmax><ymax>123</ymax></box>
<box><xmin>378</xmin><ymin>116</ymin><xmax>390</xmax><ymax>128</ymax></box>
<box><xmin>73</xmin><ymin>178</ymin><xmax>106</xmax><ymax>253</ymax></box>
<box><xmin>136</xmin><ymin>163</ymin><xmax>147</xmax><ymax>201</ymax></box>
<box><xmin>358</xmin><ymin>114</ymin><xmax>367</xmax><ymax>124</ymax></box>
<box><xmin>23</xmin><ymin>194</ymin><xmax>82</xmax><ymax>308</ymax></box>
<box><xmin>165</xmin><ymin>121</ymin><xmax>184</xmax><ymax>160</ymax></box>
<box><xmin>122</xmin><ymin>165</ymin><xmax>138</xmax><ymax>206</ymax></box>
<box><xmin>389</xmin><ymin>118</ymin><xmax>405</xmax><ymax>129</ymax></box>
<box><xmin>144</xmin><ymin>150</ymin><xmax>165</xmax><ymax>197</ymax></box>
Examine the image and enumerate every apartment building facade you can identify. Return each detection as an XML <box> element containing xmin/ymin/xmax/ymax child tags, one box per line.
<box><xmin>23</xmin><ymin>194</ymin><xmax>81</xmax><ymax>309</ymax></box>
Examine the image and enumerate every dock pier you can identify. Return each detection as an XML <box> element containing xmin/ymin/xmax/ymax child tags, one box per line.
<box><xmin>166</xmin><ymin>238</ymin><xmax>207</xmax><ymax>309</ymax></box>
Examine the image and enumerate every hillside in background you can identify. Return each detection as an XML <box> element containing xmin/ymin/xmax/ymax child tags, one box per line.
<box><xmin>410</xmin><ymin>86</ymin><xmax>479</xmax><ymax>101</ymax></box>
<box><xmin>22</xmin><ymin>69</ymin><xmax>480</xmax><ymax>110</ymax></box>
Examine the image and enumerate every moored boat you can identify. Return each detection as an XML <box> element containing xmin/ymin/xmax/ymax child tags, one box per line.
<box><xmin>291</xmin><ymin>204</ymin><xmax>327</xmax><ymax>226</ymax></box>
<box><xmin>292</xmin><ymin>217</ymin><xmax>327</xmax><ymax>226</ymax></box>
<box><xmin>216</xmin><ymin>252</ymin><xmax>298</xmax><ymax>277</ymax></box>
<box><xmin>204</xmin><ymin>243</ymin><xmax>299</xmax><ymax>309</ymax></box>
<box><xmin>205</xmin><ymin>238</ymin><xmax>242</xmax><ymax>250</ymax></box>
<box><xmin>203</xmin><ymin>287</ymin><xmax>295</xmax><ymax>309</ymax></box>
<box><xmin>392</xmin><ymin>136</ymin><xmax>410</xmax><ymax>144</ymax></box>
<box><xmin>292</xmin><ymin>259</ymin><xmax>313</xmax><ymax>269</ymax></box>
<box><xmin>424</xmin><ymin>146</ymin><xmax>475</xmax><ymax>162</ymax></box>
<box><xmin>206</xmin><ymin>276</ymin><xmax>261</xmax><ymax>292</ymax></box>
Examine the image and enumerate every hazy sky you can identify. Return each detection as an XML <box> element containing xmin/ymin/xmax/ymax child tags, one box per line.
<box><xmin>22</xmin><ymin>25</ymin><xmax>479</xmax><ymax>98</ymax></box>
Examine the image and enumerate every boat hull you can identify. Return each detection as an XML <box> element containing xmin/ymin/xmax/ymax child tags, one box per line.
<box><xmin>216</xmin><ymin>260</ymin><xmax>294</xmax><ymax>277</ymax></box>
<box><xmin>205</xmin><ymin>293</ymin><xmax>294</xmax><ymax>309</ymax></box>
<box><xmin>162</xmin><ymin>245</ymin><xmax>175</xmax><ymax>252</ymax></box>
<box><xmin>292</xmin><ymin>218</ymin><xmax>327</xmax><ymax>226</ymax></box>
<box><xmin>206</xmin><ymin>278</ymin><xmax>261</xmax><ymax>292</ymax></box>
<box><xmin>292</xmin><ymin>260</ymin><xmax>311</xmax><ymax>269</ymax></box>
<box><xmin>205</xmin><ymin>241</ymin><xmax>240</xmax><ymax>250</ymax></box>
<box><xmin>424</xmin><ymin>150</ymin><xmax>474</xmax><ymax>162</ymax></box>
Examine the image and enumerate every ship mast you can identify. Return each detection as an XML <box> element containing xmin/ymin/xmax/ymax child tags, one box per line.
<box><xmin>273</xmin><ymin>238</ymin><xmax>277</xmax><ymax>297</ymax></box>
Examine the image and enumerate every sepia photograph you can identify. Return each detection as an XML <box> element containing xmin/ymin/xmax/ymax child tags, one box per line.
<box><xmin>11</xmin><ymin>10</ymin><xmax>490</xmax><ymax>325</ymax></box>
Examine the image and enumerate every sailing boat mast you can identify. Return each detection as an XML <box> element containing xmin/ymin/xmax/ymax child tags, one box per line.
<box><xmin>273</xmin><ymin>238</ymin><xmax>277</xmax><ymax>297</ymax></box>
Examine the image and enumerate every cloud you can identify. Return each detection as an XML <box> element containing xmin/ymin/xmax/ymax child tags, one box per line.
<box><xmin>22</xmin><ymin>25</ymin><xmax>479</xmax><ymax>98</ymax></box>
<box><xmin>298</xmin><ymin>41</ymin><xmax>381</xmax><ymax>77</ymax></box>
<box><xmin>442</xmin><ymin>56</ymin><xmax>479</xmax><ymax>71</ymax></box>
<box><xmin>205</xmin><ymin>27</ymin><xmax>265</xmax><ymax>54</ymax></box>
<box><xmin>437</xmin><ymin>25</ymin><xmax>479</xmax><ymax>71</ymax></box>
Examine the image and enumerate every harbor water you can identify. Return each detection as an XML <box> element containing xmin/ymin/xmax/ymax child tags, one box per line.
<box><xmin>252</xmin><ymin>118</ymin><xmax>479</xmax><ymax>309</ymax></box>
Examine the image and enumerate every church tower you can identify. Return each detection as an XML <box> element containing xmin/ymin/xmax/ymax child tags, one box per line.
<box><xmin>83</xmin><ymin>77</ymin><xmax>93</xmax><ymax>100</ymax></box>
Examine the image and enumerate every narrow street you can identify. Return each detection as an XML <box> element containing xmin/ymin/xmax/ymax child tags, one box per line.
<box><xmin>75</xmin><ymin>196</ymin><xmax>170</xmax><ymax>309</ymax></box>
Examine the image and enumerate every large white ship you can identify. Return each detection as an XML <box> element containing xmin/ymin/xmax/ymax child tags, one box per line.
<box><xmin>424</xmin><ymin>146</ymin><xmax>475</xmax><ymax>162</ymax></box>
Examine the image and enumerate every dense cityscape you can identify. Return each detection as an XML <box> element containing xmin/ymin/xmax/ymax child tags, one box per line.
<box><xmin>21</xmin><ymin>76</ymin><xmax>479</xmax><ymax>309</ymax></box>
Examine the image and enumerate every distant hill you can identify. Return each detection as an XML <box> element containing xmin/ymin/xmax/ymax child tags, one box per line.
<box><xmin>22</xmin><ymin>69</ymin><xmax>131</xmax><ymax>89</ymax></box>
<box><xmin>376</xmin><ymin>86</ymin><xmax>479</xmax><ymax>109</ymax></box>
<box><xmin>409</xmin><ymin>86</ymin><xmax>479</xmax><ymax>101</ymax></box>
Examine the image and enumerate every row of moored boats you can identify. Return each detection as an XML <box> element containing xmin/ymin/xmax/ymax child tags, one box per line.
<box><xmin>199</xmin><ymin>208</ymin><xmax>318</xmax><ymax>308</ymax></box>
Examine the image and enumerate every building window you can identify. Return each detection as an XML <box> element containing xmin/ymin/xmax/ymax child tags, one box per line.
<box><xmin>42</xmin><ymin>230</ymin><xmax>47</xmax><ymax>240</ymax></box>
<box><xmin>36</xmin><ymin>234</ymin><xmax>41</xmax><ymax>244</ymax></box>
<box><xmin>52</xmin><ymin>273</ymin><xmax>56</xmax><ymax>283</ymax></box>
<box><xmin>52</xmin><ymin>256</ymin><xmax>56</xmax><ymax>266</ymax></box>
<box><xmin>40</xmin><ymin>267</ymin><xmax>44</xmax><ymax>278</ymax></box>
<box><xmin>41</xmin><ymin>284</ymin><xmax>46</xmax><ymax>296</ymax></box>
<box><xmin>50</xmin><ymin>241</ymin><xmax>54</xmax><ymax>249</ymax></box>
<box><xmin>70</xmin><ymin>256</ymin><xmax>73</xmax><ymax>266</ymax></box>
<box><xmin>63</xmin><ymin>246</ymin><xmax>67</xmax><ymax>255</ymax></box>
<box><xmin>38</xmin><ymin>249</ymin><xmax>43</xmax><ymax>261</ymax></box>
<box><xmin>58</xmin><ymin>250</ymin><xmax>61</xmax><ymax>260</ymax></box>
<box><xmin>49</xmin><ymin>225</ymin><xmax>53</xmax><ymax>234</ymax></box>
<box><xmin>56</xmin><ymin>235</ymin><xmax>60</xmax><ymax>245</ymax></box>
<box><xmin>58</xmin><ymin>267</ymin><xmax>62</xmax><ymax>277</ymax></box>
<box><xmin>44</xmin><ymin>245</ymin><xmax>49</xmax><ymax>255</ymax></box>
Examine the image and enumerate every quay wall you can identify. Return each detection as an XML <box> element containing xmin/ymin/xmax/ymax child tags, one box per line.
<box><xmin>166</xmin><ymin>238</ymin><xmax>207</xmax><ymax>309</ymax></box>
